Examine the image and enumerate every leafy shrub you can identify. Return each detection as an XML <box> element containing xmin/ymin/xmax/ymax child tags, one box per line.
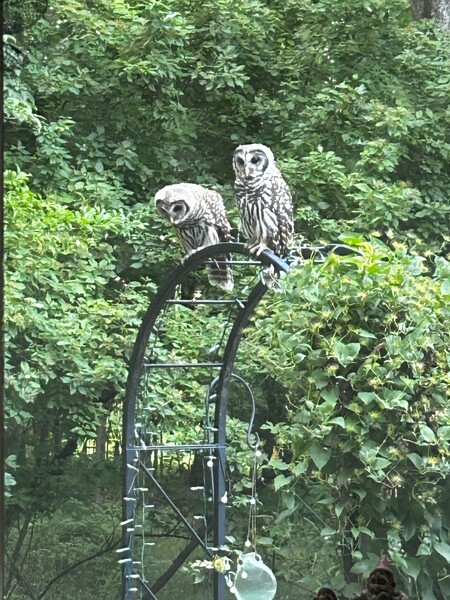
<box><xmin>244</xmin><ymin>237</ymin><xmax>450</xmax><ymax>598</ymax></box>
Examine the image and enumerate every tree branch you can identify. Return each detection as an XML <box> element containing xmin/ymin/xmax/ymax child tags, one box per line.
<box><xmin>36</xmin><ymin>536</ymin><xmax>121</xmax><ymax>600</ymax></box>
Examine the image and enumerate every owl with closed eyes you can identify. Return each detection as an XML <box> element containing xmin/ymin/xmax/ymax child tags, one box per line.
<box><xmin>154</xmin><ymin>183</ymin><xmax>234</xmax><ymax>292</ymax></box>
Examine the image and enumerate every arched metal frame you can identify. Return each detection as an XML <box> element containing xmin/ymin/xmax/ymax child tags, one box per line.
<box><xmin>122</xmin><ymin>243</ymin><xmax>289</xmax><ymax>600</ymax></box>
<box><xmin>121</xmin><ymin>241</ymin><xmax>356</xmax><ymax>599</ymax></box>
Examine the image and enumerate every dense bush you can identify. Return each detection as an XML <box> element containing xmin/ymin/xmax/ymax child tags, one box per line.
<box><xmin>243</xmin><ymin>238</ymin><xmax>450</xmax><ymax>597</ymax></box>
<box><xmin>4</xmin><ymin>0</ymin><xmax>450</xmax><ymax>597</ymax></box>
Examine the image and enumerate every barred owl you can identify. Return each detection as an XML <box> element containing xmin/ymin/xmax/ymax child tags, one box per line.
<box><xmin>154</xmin><ymin>183</ymin><xmax>234</xmax><ymax>292</ymax></box>
<box><xmin>233</xmin><ymin>143</ymin><xmax>293</xmax><ymax>286</ymax></box>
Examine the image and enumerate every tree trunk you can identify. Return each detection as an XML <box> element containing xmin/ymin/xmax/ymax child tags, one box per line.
<box><xmin>95</xmin><ymin>417</ymin><xmax>108</xmax><ymax>460</ymax></box>
<box><xmin>410</xmin><ymin>0</ymin><xmax>450</xmax><ymax>28</ymax></box>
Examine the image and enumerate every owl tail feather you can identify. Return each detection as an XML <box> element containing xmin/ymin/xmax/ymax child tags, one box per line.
<box><xmin>208</xmin><ymin>256</ymin><xmax>234</xmax><ymax>292</ymax></box>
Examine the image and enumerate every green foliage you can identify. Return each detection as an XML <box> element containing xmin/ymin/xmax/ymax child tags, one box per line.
<box><xmin>5</xmin><ymin>457</ymin><xmax>121</xmax><ymax>600</ymax></box>
<box><xmin>8</xmin><ymin>0</ymin><xmax>450</xmax><ymax>249</ymax></box>
<box><xmin>4</xmin><ymin>169</ymin><xmax>152</xmax><ymax>515</ymax></box>
<box><xmin>244</xmin><ymin>239</ymin><xmax>450</xmax><ymax>598</ymax></box>
<box><xmin>4</xmin><ymin>0</ymin><xmax>450</xmax><ymax>597</ymax></box>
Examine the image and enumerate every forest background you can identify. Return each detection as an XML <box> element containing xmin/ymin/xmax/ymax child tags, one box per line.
<box><xmin>3</xmin><ymin>0</ymin><xmax>450</xmax><ymax>599</ymax></box>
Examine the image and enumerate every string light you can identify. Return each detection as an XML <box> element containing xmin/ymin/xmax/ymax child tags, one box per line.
<box><xmin>122</xmin><ymin>290</ymin><xmax>279</xmax><ymax>598</ymax></box>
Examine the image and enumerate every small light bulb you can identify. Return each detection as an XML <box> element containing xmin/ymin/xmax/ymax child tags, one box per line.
<box><xmin>241</xmin><ymin>571</ymin><xmax>248</xmax><ymax>579</ymax></box>
<box><xmin>244</xmin><ymin>539</ymin><xmax>251</xmax><ymax>547</ymax></box>
<box><xmin>250</xmin><ymin>497</ymin><xmax>256</xmax><ymax>505</ymax></box>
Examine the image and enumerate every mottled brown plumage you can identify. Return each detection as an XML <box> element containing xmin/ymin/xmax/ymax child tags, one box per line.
<box><xmin>155</xmin><ymin>183</ymin><xmax>234</xmax><ymax>291</ymax></box>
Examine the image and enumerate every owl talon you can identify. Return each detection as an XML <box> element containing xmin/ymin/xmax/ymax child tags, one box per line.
<box><xmin>246</xmin><ymin>242</ymin><xmax>269</xmax><ymax>256</ymax></box>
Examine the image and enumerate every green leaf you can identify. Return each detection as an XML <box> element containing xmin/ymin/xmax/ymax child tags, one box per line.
<box><xmin>268</xmin><ymin>457</ymin><xmax>291</xmax><ymax>471</ymax></box>
<box><xmin>401</xmin><ymin>557</ymin><xmax>421</xmax><ymax>580</ymax></box>
<box><xmin>255</xmin><ymin>536</ymin><xmax>274</xmax><ymax>546</ymax></box>
<box><xmin>332</xmin><ymin>341</ymin><xmax>361</xmax><ymax>366</ymax></box>
<box><xmin>328</xmin><ymin>416</ymin><xmax>346</xmax><ymax>428</ymax></box>
<box><xmin>292</xmin><ymin>462</ymin><xmax>306</xmax><ymax>476</ymax></box>
<box><xmin>350</xmin><ymin>560</ymin><xmax>370</xmax><ymax>574</ymax></box>
<box><xmin>320</xmin><ymin>527</ymin><xmax>336</xmax><ymax>538</ymax></box>
<box><xmin>437</xmin><ymin>426</ymin><xmax>450</xmax><ymax>441</ymax></box>
<box><xmin>282</xmin><ymin>491</ymin><xmax>296</xmax><ymax>511</ymax></box>
<box><xmin>434</xmin><ymin>541</ymin><xmax>450</xmax><ymax>562</ymax></box>
<box><xmin>418</xmin><ymin>574</ymin><xmax>438</xmax><ymax>600</ymax></box>
<box><xmin>419</xmin><ymin>424</ymin><xmax>436</xmax><ymax>443</ymax></box>
<box><xmin>408</xmin><ymin>453</ymin><xmax>424</xmax><ymax>469</ymax></box>
<box><xmin>310</xmin><ymin>443</ymin><xmax>331</xmax><ymax>470</ymax></box>
<box><xmin>358</xmin><ymin>392</ymin><xmax>377</xmax><ymax>405</ymax></box>
<box><xmin>320</xmin><ymin>387</ymin><xmax>339</xmax><ymax>403</ymax></box>
<box><xmin>441</xmin><ymin>279</ymin><xmax>450</xmax><ymax>295</ymax></box>
<box><xmin>273</xmin><ymin>474</ymin><xmax>293</xmax><ymax>491</ymax></box>
<box><xmin>438</xmin><ymin>577</ymin><xmax>450</xmax><ymax>599</ymax></box>
<box><xmin>275</xmin><ymin>508</ymin><xmax>295</xmax><ymax>523</ymax></box>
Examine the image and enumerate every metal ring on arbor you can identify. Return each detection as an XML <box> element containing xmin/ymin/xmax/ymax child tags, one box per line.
<box><xmin>121</xmin><ymin>241</ymin><xmax>355</xmax><ymax>600</ymax></box>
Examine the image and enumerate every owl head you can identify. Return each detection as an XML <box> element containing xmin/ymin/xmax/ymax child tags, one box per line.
<box><xmin>154</xmin><ymin>183</ymin><xmax>199</xmax><ymax>226</ymax></box>
<box><xmin>232</xmin><ymin>143</ymin><xmax>275</xmax><ymax>181</ymax></box>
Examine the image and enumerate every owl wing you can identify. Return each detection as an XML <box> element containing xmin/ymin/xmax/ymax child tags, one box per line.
<box><xmin>205</xmin><ymin>190</ymin><xmax>233</xmax><ymax>242</ymax></box>
<box><xmin>270</xmin><ymin>176</ymin><xmax>293</xmax><ymax>255</ymax></box>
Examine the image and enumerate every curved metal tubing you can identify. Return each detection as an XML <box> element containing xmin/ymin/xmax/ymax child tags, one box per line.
<box><xmin>121</xmin><ymin>241</ymin><xmax>360</xmax><ymax>599</ymax></box>
<box><xmin>122</xmin><ymin>243</ymin><xmax>289</xmax><ymax>599</ymax></box>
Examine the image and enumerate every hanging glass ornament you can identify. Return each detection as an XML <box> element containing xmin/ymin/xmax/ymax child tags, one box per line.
<box><xmin>232</xmin><ymin>552</ymin><xmax>277</xmax><ymax>600</ymax></box>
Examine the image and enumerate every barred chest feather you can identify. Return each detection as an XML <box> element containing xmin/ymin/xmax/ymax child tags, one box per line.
<box><xmin>177</xmin><ymin>221</ymin><xmax>219</xmax><ymax>253</ymax></box>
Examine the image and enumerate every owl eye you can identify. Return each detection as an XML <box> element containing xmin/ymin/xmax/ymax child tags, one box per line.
<box><xmin>236</xmin><ymin>157</ymin><xmax>245</xmax><ymax>166</ymax></box>
<box><xmin>173</xmin><ymin>204</ymin><xmax>183</xmax><ymax>213</ymax></box>
<box><xmin>250</xmin><ymin>156</ymin><xmax>260</xmax><ymax>164</ymax></box>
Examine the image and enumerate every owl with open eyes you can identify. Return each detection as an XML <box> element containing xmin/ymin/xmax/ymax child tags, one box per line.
<box><xmin>232</xmin><ymin>144</ymin><xmax>293</xmax><ymax>286</ymax></box>
<box><xmin>154</xmin><ymin>183</ymin><xmax>234</xmax><ymax>292</ymax></box>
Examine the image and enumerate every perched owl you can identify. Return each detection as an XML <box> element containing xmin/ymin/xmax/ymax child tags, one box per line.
<box><xmin>232</xmin><ymin>143</ymin><xmax>293</xmax><ymax>286</ymax></box>
<box><xmin>154</xmin><ymin>183</ymin><xmax>234</xmax><ymax>292</ymax></box>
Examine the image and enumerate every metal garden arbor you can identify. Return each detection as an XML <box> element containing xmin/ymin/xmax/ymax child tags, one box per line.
<box><xmin>121</xmin><ymin>242</ymin><xmax>353</xmax><ymax>600</ymax></box>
